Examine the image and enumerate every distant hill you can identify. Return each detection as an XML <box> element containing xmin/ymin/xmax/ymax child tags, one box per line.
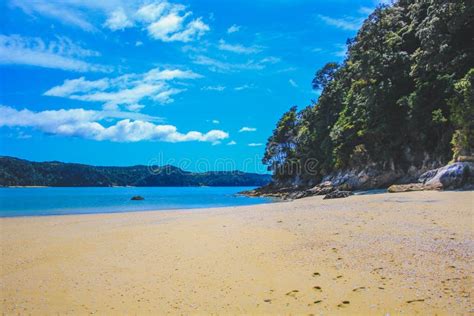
<box><xmin>0</xmin><ymin>156</ymin><xmax>271</xmax><ymax>187</ymax></box>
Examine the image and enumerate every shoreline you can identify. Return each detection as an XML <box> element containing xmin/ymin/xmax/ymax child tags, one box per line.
<box><xmin>1</xmin><ymin>190</ymin><xmax>473</xmax><ymax>314</ymax></box>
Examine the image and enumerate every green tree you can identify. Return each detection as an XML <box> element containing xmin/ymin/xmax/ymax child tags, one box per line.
<box><xmin>449</xmin><ymin>69</ymin><xmax>474</xmax><ymax>160</ymax></box>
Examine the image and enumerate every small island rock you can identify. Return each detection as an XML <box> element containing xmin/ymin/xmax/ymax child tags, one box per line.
<box><xmin>131</xmin><ymin>195</ymin><xmax>145</xmax><ymax>201</ymax></box>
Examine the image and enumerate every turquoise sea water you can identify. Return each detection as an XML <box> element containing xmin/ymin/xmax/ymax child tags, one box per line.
<box><xmin>0</xmin><ymin>187</ymin><xmax>275</xmax><ymax>217</ymax></box>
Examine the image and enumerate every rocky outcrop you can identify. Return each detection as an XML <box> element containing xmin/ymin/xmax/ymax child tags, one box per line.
<box><xmin>323</xmin><ymin>190</ymin><xmax>353</xmax><ymax>199</ymax></box>
<box><xmin>303</xmin><ymin>165</ymin><xmax>416</xmax><ymax>197</ymax></box>
<box><xmin>241</xmin><ymin>161</ymin><xmax>473</xmax><ymax>200</ymax></box>
<box><xmin>131</xmin><ymin>195</ymin><xmax>145</xmax><ymax>200</ymax></box>
<box><xmin>388</xmin><ymin>162</ymin><xmax>474</xmax><ymax>193</ymax></box>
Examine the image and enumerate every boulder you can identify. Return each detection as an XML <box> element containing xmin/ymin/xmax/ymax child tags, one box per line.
<box><xmin>388</xmin><ymin>162</ymin><xmax>473</xmax><ymax>193</ymax></box>
<box><xmin>131</xmin><ymin>195</ymin><xmax>145</xmax><ymax>200</ymax></box>
<box><xmin>419</xmin><ymin>162</ymin><xmax>473</xmax><ymax>189</ymax></box>
<box><xmin>387</xmin><ymin>183</ymin><xmax>438</xmax><ymax>193</ymax></box>
<box><xmin>323</xmin><ymin>190</ymin><xmax>353</xmax><ymax>199</ymax></box>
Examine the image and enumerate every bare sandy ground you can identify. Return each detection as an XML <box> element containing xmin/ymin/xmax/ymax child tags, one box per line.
<box><xmin>1</xmin><ymin>191</ymin><xmax>473</xmax><ymax>315</ymax></box>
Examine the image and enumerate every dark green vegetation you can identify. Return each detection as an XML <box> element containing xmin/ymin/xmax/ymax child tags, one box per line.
<box><xmin>264</xmin><ymin>0</ymin><xmax>473</xmax><ymax>186</ymax></box>
<box><xmin>0</xmin><ymin>156</ymin><xmax>271</xmax><ymax>187</ymax></box>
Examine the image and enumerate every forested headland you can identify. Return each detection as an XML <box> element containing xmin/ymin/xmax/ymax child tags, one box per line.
<box><xmin>257</xmin><ymin>0</ymin><xmax>473</xmax><ymax>197</ymax></box>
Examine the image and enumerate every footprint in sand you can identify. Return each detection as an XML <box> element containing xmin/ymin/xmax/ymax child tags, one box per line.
<box><xmin>352</xmin><ymin>286</ymin><xmax>366</xmax><ymax>292</ymax></box>
<box><xmin>337</xmin><ymin>301</ymin><xmax>350</xmax><ymax>307</ymax></box>
<box><xmin>312</xmin><ymin>272</ymin><xmax>320</xmax><ymax>277</ymax></box>
<box><xmin>313</xmin><ymin>286</ymin><xmax>322</xmax><ymax>292</ymax></box>
<box><xmin>406</xmin><ymin>299</ymin><xmax>425</xmax><ymax>304</ymax></box>
<box><xmin>285</xmin><ymin>290</ymin><xmax>299</xmax><ymax>299</ymax></box>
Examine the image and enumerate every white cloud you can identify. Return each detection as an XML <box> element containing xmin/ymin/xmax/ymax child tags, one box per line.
<box><xmin>136</xmin><ymin>2</ymin><xmax>210</xmax><ymax>42</ymax></box>
<box><xmin>0</xmin><ymin>105</ymin><xmax>228</xmax><ymax>143</ymax></box>
<box><xmin>44</xmin><ymin>77</ymin><xmax>109</xmax><ymax>97</ymax></box>
<box><xmin>289</xmin><ymin>79</ymin><xmax>298</xmax><ymax>87</ymax></box>
<box><xmin>239</xmin><ymin>127</ymin><xmax>256</xmax><ymax>132</ymax></box>
<box><xmin>144</xmin><ymin>68</ymin><xmax>202</xmax><ymax>81</ymax></box>
<box><xmin>218</xmin><ymin>39</ymin><xmax>262</xmax><ymax>54</ymax></box>
<box><xmin>202</xmin><ymin>85</ymin><xmax>225</xmax><ymax>91</ymax></box>
<box><xmin>227</xmin><ymin>24</ymin><xmax>241</xmax><ymax>34</ymax></box>
<box><xmin>227</xmin><ymin>140</ymin><xmax>237</xmax><ymax>145</ymax></box>
<box><xmin>234</xmin><ymin>84</ymin><xmax>252</xmax><ymax>91</ymax></box>
<box><xmin>248</xmin><ymin>143</ymin><xmax>263</xmax><ymax>147</ymax></box>
<box><xmin>13</xmin><ymin>0</ymin><xmax>210</xmax><ymax>42</ymax></box>
<box><xmin>126</xmin><ymin>103</ymin><xmax>145</xmax><ymax>111</ymax></box>
<box><xmin>44</xmin><ymin>67</ymin><xmax>202</xmax><ymax>109</ymax></box>
<box><xmin>192</xmin><ymin>55</ymin><xmax>280</xmax><ymax>73</ymax></box>
<box><xmin>212</xmin><ymin>119</ymin><xmax>220</xmax><ymax>124</ymax></box>
<box><xmin>136</xmin><ymin>2</ymin><xmax>170</xmax><ymax>22</ymax></box>
<box><xmin>104</xmin><ymin>7</ymin><xmax>134</xmax><ymax>30</ymax></box>
<box><xmin>318</xmin><ymin>14</ymin><xmax>363</xmax><ymax>31</ymax></box>
<box><xmin>0</xmin><ymin>34</ymin><xmax>109</xmax><ymax>72</ymax></box>
<box><xmin>135</xmin><ymin>41</ymin><xmax>143</xmax><ymax>46</ymax></box>
<box><xmin>10</xmin><ymin>0</ymin><xmax>98</xmax><ymax>32</ymax></box>
<box><xmin>192</xmin><ymin>55</ymin><xmax>233</xmax><ymax>72</ymax></box>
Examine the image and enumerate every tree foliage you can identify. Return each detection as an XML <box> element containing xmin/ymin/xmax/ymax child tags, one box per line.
<box><xmin>263</xmin><ymin>0</ymin><xmax>474</xmax><ymax>184</ymax></box>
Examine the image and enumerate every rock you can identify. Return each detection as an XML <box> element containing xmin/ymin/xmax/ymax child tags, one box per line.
<box><xmin>387</xmin><ymin>183</ymin><xmax>437</xmax><ymax>193</ymax></box>
<box><xmin>131</xmin><ymin>195</ymin><xmax>144</xmax><ymax>200</ymax></box>
<box><xmin>287</xmin><ymin>191</ymin><xmax>308</xmax><ymax>199</ymax></box>
<box><xmin>389</xmin><ymin>162</ymin><xmax>473</xmax><ymax>193</ymax></box>
<box><xmin>323</xmin><ymin>190</ymin><xmax>353</xmax><ymax>199</ymax></box>
<box><xmin>419</xmin><ymin>162</ymin><xmax>473</xmax><ymax>189</ymax></box>
<box><xmin>306</xmin><ymin>182</ymin><xmax>336</xmax><ymax>196</ymax></box>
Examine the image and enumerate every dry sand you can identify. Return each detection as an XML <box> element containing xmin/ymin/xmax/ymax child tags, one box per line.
<box><xmin>1</xmin><ymin>190</ymin><xmax>473</xmax><ymax>315</ymax></box>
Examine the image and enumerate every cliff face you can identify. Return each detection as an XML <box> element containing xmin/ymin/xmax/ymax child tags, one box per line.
<box><xmin>0</xmin><ymin>156</ymin><xmax>272</xmax><ymax>187</ymax></box>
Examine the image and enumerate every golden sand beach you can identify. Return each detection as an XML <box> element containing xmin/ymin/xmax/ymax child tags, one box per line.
<box><xmin>1</xmin><ymin>191</ymin><xmax>473</xmax><ymax>315</ymax></box>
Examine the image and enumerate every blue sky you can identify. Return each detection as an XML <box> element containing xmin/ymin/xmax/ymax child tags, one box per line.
<box><xmin>0</xmin><ymin>0</ymin><xmax>387</xmax><ymax>173</ymax></box>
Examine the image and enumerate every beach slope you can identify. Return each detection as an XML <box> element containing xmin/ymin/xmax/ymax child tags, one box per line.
<box><xmin>1</xmin><ymin>191</ymin><xmax>473</xmax><ymax>314</ymax></box>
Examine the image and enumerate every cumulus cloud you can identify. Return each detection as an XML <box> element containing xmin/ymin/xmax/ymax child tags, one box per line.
<box><xmin>239</xmin><ymin>127</ymin><xmax>256</xmax><ymax>132</ymax></box>
<box><xmin>104</xmin><ymin>8</ymin><xmax>134</xmax><ymax>30</ymax></box>
<box><xmin>44</xmin><ymin>67</ymin><xmax>202</xmax><ymax>110</ymax></box>
<box><xmin>0</xmin><ymin>105</ymin><xmax>228</xmax><ymax>143</ymax></box>
<box><xmin>211</xmin><ymin>119</ymin><xmax>220</xmax><ymax>124</ymax></box>
<box><xmin>227</xmin><ymin>24</ymin><xmax>240</xmax><ymax>34</ymax></box>
<box><xmin>227</xmin><ymin>140</ymin><xmax>237</xmax><ymax>145</ymax></box>
<box><xmin>116</xmin><ymin>1</ymin><xmax>211</xmax><ymax>42</ymax></box>
<box><xmin>248</xmin><ymin>143</ymin><xmax>263</xmax><ymax>147</ymax></box>
<box><xmin>12</xmin><ymin>0</ymin><xmax>210</xmax><ymax>42</ymax></box>
<box><xmin>0</xmin><ymin>34</ymin><xmax>109</xmax><ymax>72</ymax></box>
<box><xmin>218</xmin><ymin>39</ymin><xmax>262</xmax><ymax>54</ymax></box>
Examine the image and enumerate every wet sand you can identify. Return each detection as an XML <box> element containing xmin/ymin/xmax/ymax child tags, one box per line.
<box><xmin>1</xmin><ymin>190</ymin><xmax>473</xmax><ymax>315</ymax></box>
